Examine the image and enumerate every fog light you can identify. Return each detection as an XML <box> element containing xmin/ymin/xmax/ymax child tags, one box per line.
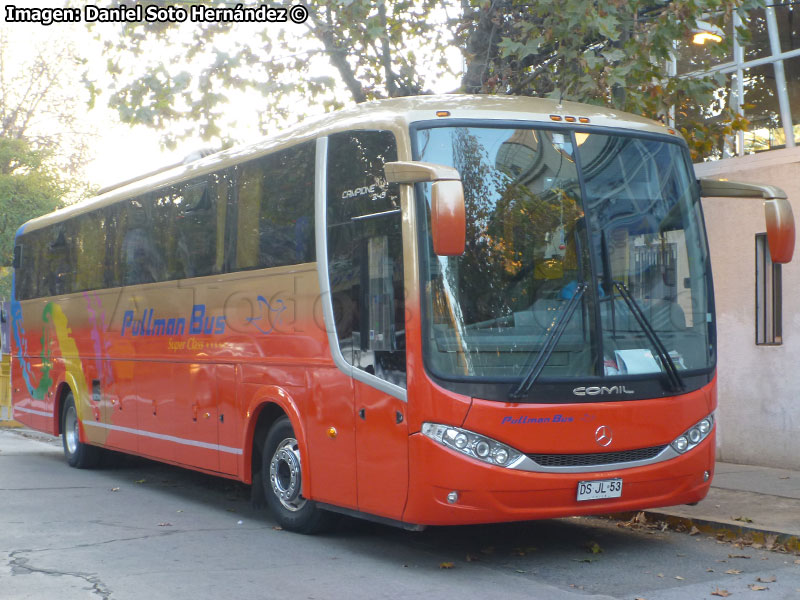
<box><xmin>447</xmin><ymin>491</ymin><xmax>459</xmax><ymax>504</ymax></box>
<box><xmin>703</xmin><ymin>470</ymin><xmax>710</xmax><ymax>482</ymax></box>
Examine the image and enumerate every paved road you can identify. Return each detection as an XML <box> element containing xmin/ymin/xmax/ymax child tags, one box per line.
<box><xmin>2</xmin><ymin>428</ymin><xmax>798</xmax><ymax>600</ymax></box>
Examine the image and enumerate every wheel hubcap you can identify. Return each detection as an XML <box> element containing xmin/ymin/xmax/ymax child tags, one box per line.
<box><xmin>65</xmin><ymin>405</ymin><xmax>79</xmax><ymax>455</ymax></box>
<box><xmin>269</xmin><ymin>437</ymin><xmax>306</xmax><ymax>511</ymax></box>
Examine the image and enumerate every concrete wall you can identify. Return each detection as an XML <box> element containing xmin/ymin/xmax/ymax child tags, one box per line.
<box><xmin>695</xmin><ymin>147</ymin><xmax>800</xmax><ymax>469</ymax></box>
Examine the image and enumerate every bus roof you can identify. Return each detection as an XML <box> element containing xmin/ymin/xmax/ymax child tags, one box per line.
<box><xmin>19</xmin><ymin>94</ymin><xmax>677</xmax><ymax>235</ymax></box>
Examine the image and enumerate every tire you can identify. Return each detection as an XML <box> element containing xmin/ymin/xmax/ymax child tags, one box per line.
<box><xmin>61</xmin><ymin>393</ymin><xmax>100</xmax><ymax>469</ymax></box>
<box><xmin>261</xmin><ymin>417</ymin><xmax>329</xmax><ymax>533</ymax></box>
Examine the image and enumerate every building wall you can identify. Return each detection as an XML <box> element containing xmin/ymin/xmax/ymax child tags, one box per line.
<box><xmin>695</xmin><ymin>147</ymin><xmax>800</xmax><ymax>469</ymax></box>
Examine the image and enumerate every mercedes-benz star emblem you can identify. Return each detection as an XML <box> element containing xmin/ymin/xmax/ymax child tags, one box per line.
<box><xmin>595</xmin><ymin>425</ymin><xmax>613</xmax><ymax>447</ymax></box>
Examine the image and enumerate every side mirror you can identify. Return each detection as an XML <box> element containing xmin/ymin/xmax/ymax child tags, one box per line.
<box><xmin>384</xmin><ymin>161</ymin><xmax>466</xmax><ymax>256</ymax></box>
<box><xmin>699</xmin><ymin>178</ymin><xmax>795</xmax><ymax>263</ymax></box>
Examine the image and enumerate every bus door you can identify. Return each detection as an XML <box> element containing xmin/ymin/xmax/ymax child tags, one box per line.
<box><xmin>326</xmin><ymin>131</ymin><xmax>409</xmax><ymax>520</ymax></box>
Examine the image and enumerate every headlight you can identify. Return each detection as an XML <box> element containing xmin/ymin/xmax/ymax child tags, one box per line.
<box><xmin>421</xmin><ymin>423</ymin><xmax>523</xmax><ymax>468</ymax></box>
<box><xmin>670</xmin><ymin>413</ymin><xmax>714</xmax><ymax>454</ymax></box>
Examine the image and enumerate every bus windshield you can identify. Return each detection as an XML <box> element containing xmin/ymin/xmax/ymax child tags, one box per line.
<box><xmin>415</xmin><ymin>125</ymin><xmax>713</xmax><ymax>395</ymax></box>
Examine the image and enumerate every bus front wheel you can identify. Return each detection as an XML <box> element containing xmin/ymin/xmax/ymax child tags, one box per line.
<box><xmin>261</xmin><ymin>417</ymin><xmax>328</xmax><ymax>533</ymax></box>
<box><xmin>61</xmin><ymin>393</ymin><xmax>100</xmax><ymax>469</ymax></box>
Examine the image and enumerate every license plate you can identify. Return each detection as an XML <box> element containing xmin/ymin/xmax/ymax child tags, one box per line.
<box><xmin>577</xmin><ymin>478</ymin><xmax>623</xmax><ymax>501</ymax></box>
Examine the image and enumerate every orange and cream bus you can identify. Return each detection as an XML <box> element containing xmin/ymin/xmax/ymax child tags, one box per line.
<box><xmin>10</xmin><ymin>95</ymin><xmax>794</xmax><ymax>532</ymax></box>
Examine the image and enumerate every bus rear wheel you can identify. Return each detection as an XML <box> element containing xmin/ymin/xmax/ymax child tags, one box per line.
<box><xmin>62</xmin><ymin>393</ymin><xmax>100</xmax><ymax>469</ymax></box>
<box><xmin>261</xmin><ymin>417</ymin><xmax>329</xmax><ymax>533</ymax></box>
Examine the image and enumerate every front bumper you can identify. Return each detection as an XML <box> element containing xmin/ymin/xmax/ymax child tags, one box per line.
<box><xmin>403</xmin><ymin>430</ymin><xmax>715</xmax><ymax>526</ymax></box>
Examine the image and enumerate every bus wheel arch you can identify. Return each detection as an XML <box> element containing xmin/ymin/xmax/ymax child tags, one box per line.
<box><xmin>54</xmin><ymin>382</ymin><xmax>72</xmax><ymax>436</ymax></box>
<box><xmin>249</xmin><ymin>401</ymin><xmax>288</xmax><ymax>488</ymax></box>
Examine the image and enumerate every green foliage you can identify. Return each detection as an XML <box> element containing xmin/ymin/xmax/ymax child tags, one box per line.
<box><xmin>94</xmin><ymin>0</ymin><xmax>449</xmax><ymax>148</ymax></box>
<box><xmin>0</xmin><ymin>137</ymin><xmax>65</xmax><ymax>299</ymax></box>
<box><xmin>459</xmin><ymin>0</ymin><xmax>762</xmax><ymax>160</ymax></box>
<box><xmin>96</xmin><ymin>0</ymin><xmax>760</xmax><ymax>160</ymax></box>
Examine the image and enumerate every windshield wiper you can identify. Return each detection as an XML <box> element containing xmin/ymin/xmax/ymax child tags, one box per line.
<box><xmin>509</xmin><ymin>283</ymin><xmax>587</xmax><ymax>399</ymax></box>
<box><xmin>613</xmin><ymin>281</ymin><xmax>684</xmax><ymax>392</ymax></box>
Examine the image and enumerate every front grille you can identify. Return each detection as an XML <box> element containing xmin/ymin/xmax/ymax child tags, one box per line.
<box><xmin>527</xmin><ymin>445</ymin><xmax>668</xmax><ymax>468</ymax></box>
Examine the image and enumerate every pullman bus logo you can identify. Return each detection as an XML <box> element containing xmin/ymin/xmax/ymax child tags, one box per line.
<box><xmin>573</xmin><ymin>385</ymin><xmax>635</xmax><ymax>396</ymax></box>
<box><xmin>595</xmin><ymin>425</ymin><xmax>613</xmax><ymax>447</ymax></box>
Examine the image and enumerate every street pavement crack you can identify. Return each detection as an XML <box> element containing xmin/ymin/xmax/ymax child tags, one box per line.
<box><xmin>9</xmin><ymin>550</ymin><xmax>113</xmax><ymax>599</ymax></box>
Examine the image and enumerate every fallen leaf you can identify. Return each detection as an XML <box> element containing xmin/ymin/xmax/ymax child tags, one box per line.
<box><xmin>728</xmin><ymin>554</ymin><xmax>750</xmax><ymax>559</ymax></box>
<box><xmin>135</xmin><ymin>479</ymin><xmax>146</xmax><ymax>484</ymax></box>
<box><xmin>573</xmin><ymin>558</ymin><xmax>596</xmax><ymax>563</ymax></box>
<box><xmin>690</xmin><ymin>526</ymin><xmax>701</xmax><ymax>536</ymax></box>
<box><xmin>514</xmin><ymin>569</ymin><xmax>526</xmax><ymax>573</ymax></box>
<box><xmin>439</xmin><ymin>562</ymin><xmax>455</xmax><ymax>569</ymax></box>
<box><xmin>512</xmin><ymin>548</ymin><xmax>527</xmax><ymax>556</ymax></box>
<box><xmin>707</xmin><ymin>568</ymin><xmax>715</xmax><ymax>572</ymax></box>
<box><xmin>465</xmin><ymin>554</ymin><xmax>479</xmax><ymax>562</ymax></box>
<box><xmin>110</xmin><ymin>487</ymin><xmax>120</xmax><ymax>492</ymax></box>
<box><xmin>765</xmin><ymin>534</ymin><xmax>778</xmax><ymax>550</ymax></box>
<box><xmin>711</xmin><ymin>588</ymin><xmax>731</xmax><ymax>597</ymax></box>
<box><xmin>748</xmin><ymin>584</ymin><xmax>768</xmax><ymax>591</ymax></box>
<box><xmin>675</xmin><ymin>575</ymin><xmax>685</xmax><ymax>580</ymax></box>
<box><xmin>586</xmin><ymin>541</ymin><xmax>603</xmax><ymax>554</ymax></box>
<box><xmin>158</xmin><ymin>522</ymin><xmax>172</xmax><ymax>527</ymax></box>
<box><xmin>779</xmin><ymin>476</ymin><xmax>790</xmax><ymax>480</ymax></box>
<box><xmin>725</xmin><ymin>569</ymin><xmax>742</xmax><ymax>575</ymax></box>
<box><xmin>756</xmin><ymin>576</ymin><xmax>776</xmax><ymax>583</ymax></box>
<box><xmin>794</xmin><ymin>559</ymin><xmax>800</xmax><ymax>565</ymax></box>
<box><xmin>657</xmin><ymin>573</ymin><xmax>664</xmax><ymax>578</ymax></box>
<box><xmin>733</xmin><ymin>516</ymin><xmax>753</xmax><ymax>523</ymax></box>
<box><xmin>272</xmin><ymin>526</ymin><xmax>283</xmax><ymax>531</ymax></box>
<box><xmin>176</xmin><ymin>510</ymin><xmax>183</xmax><ymax>513</ymax></box>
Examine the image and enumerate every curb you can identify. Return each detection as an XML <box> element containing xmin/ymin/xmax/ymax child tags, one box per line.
<box><xmin>610</xmin><ymin>510</ymin><xmax>800</xmax><ymax>554</ymax></box>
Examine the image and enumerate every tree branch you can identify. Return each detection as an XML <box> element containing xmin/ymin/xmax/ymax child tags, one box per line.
<box><xmin>305</xmin><ymin>2</ymin><xmax>367</xmax><ymax>104</ymax></box>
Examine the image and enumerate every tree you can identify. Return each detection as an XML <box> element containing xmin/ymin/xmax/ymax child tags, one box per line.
<box><xmin>0</xmin><ymin>33</ymin><xmax>93</xmax><ymax>181</ymax></box>
<box><xmin>0</xmin><ymin>33</ymin><xmax>92</xmax><ymax>299</ymax></box>
<box><xmin>95</xmin><ymin>0</ymin><xmax>758</xmax><ymax>159</ymax></box>
<box><xmin>0</xmin><ymin>138</ymin><xmax>65</xmax><ymax>299</ymax></box>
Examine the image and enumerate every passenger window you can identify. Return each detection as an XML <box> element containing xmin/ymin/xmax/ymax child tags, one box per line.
<box><xmin>326</xmin><ymin>130</ymin><xmax>407</xmax><ymax>388</ymax></box>
<box><xmin>121</xmin><ymin>197</ymin><xmax>165</xmax><ymax>285</ymax></box>
<box><xmin>71</xmin><ymin>212</ymin><xmax>106</xmax><ymax>293</ymax></box>
<box><xmin>176</xmin><ymin>178</ymin><xmax>222</xmax><ymax>278</ymax></box>
<box><xmin>234</xmin><ymin>142</ymin><xmax>315</xmax><ymax>271</ymax></box>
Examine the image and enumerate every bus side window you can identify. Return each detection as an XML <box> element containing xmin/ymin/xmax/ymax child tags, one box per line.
<box><xmin>71</xmin><ymin>211</ymin><xmax>107</xmax><ymax>293</ymax></box>
<box><xmin>121</xmin><ymin>197</ymin><xmax>164</xmax><ymax>285</ymax></box>
<box><xmin>326</xmin><ymin>130</ymin><xmax>406</xmax><ymax>388</ymax></box>
<box><xmin>177</xmin><ymin>179</ymin><xmax>219</xmax><ymax>278</ymax></box>
<box><xmin>234</xmin><ymin>142</ymin><xmax>315</xmax><ymax>271</ymax></box>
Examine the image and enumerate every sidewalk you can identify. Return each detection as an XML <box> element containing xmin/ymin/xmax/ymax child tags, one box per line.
<box><xmin>636</xmin><ymin>461</ymin><xmax>800</xmax><ymax>552</ymax></box>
